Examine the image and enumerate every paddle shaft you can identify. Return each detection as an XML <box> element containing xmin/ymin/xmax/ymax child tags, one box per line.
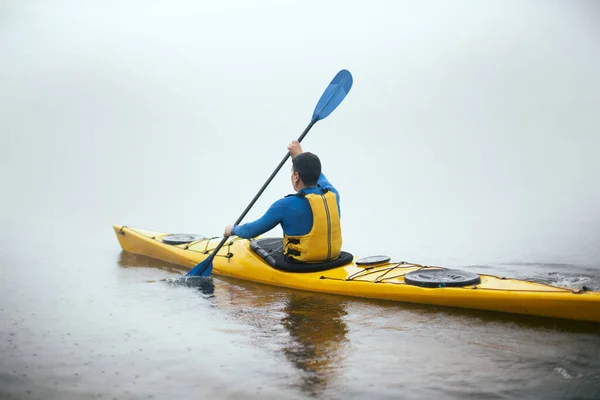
<box><xmin>203</xmin><ymin>119</ymin><xmax>317</xmax><ymax>264</ymax></box>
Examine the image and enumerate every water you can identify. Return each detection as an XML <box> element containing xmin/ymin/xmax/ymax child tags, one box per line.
<box><xmin>1</xmin><ymin>236</ymin><xmax>599</xmax><ymax>399</ymax></box>
<box><xmin>2</xmin><ymin>0</ymin><xmax>600</xmax><ymax>398</ymax></box>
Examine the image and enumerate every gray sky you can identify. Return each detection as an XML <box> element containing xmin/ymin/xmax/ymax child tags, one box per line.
<box><xmin>1</xmin><ymin>0</ymin><xmax>599</xmax><ymax>265</ymax></box>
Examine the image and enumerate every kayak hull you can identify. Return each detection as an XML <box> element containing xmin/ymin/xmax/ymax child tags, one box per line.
<box><xmin>114</xmin><ymin>225</ymin><xmax>600</xmax><ymax>323</ymax></box>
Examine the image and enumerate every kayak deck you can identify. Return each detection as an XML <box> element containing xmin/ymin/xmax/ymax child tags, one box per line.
<box><xmin>113</xmin><ymin>225</ymin><xmax>600</xmax><ymax>323</ymax></box>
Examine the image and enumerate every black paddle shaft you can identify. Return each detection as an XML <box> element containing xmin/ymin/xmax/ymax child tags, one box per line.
<box><xmin>207</xmin><ymin>120</ymin><xmax>317</xmax><ymax>259</ymax></box>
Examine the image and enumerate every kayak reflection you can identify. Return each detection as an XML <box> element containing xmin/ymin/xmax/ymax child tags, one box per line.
<box><xmin>211</xmin><ymin>278</ymin><xmax>350</xmax><ymax>397</ymax></box>
<box><xmin>280</xmin><ymin>294</ymin><xmax>349</xmax><ymax>396</ymax></box>
<box><xmin>117</xmin><ymin>251</ymin><xmax>183</xmax><ymax>274</ymax></box>
<box><xmin>118</xmin><ymin>251</ymin><xmax>349</xmax><ymax>395</ymax></box>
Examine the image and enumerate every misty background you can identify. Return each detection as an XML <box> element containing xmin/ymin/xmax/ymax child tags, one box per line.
<box><xmin>1</xmin><ymin>0</ymin><xmax>599</xmax><ymax>266</ymax></box>
<box><xmin>2</xmin><ymin>2</ymin><xmax>600</xmax><ymax>399</ymax></box>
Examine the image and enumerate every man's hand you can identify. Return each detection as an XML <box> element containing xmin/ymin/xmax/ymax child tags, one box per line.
<box><xmin>224</xmin><ymin>225</ymin><xmax>234</xmax><ymax>237</ymax></box>
<box><xmin>288</xmin><ymin>140</ymin><xmax>303</xmax><ymax>158</ymax></box>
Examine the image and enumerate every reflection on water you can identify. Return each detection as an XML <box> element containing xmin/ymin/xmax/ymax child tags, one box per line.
<box><xmin>118</xmin><ymin>251</ymin><xmax>349</xmax><ymax>396</ymax></box>
<box><xmin>117</xmin><ymin>251</ymin><xmax>185</xmax><ymax>274</ymax></box>
<box><xmin>211</xmin><ymin>280</ymin><xmax>350</xmax><ymax>397</ymax></box>
<box><xmin>280</xmin><ymin>295</ymin><xmax>348</xmax><ymax>397</ymax></box>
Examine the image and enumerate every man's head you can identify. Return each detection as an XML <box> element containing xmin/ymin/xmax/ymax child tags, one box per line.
<box><xmin>291</xmin><ymin>152</ymin><xmax>321</xmax><ymax>191</ymax></box>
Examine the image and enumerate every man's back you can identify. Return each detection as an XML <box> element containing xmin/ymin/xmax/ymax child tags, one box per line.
<box><xmin>231</xmin><ymin>173</ymin><xmax>340</xmax><ymax>239</ymax></box>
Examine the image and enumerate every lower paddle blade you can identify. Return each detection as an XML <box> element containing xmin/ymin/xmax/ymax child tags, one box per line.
<box><xmin>186</xmin><ymin>257</ymin><xmax>214</xmax><ymax>277</ymax></box>
<box><xmin>312</xmin><ymin>69</ymin><xmax>353</xmax><ymax>122</ymax></box>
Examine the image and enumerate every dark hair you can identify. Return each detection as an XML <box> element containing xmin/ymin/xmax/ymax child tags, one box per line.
<box><xmin>292</xmin><ymin>152</ymin><xmax>321</xmax><ymax>186</ymax></box>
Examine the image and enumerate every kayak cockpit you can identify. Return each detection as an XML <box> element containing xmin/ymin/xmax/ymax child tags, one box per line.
<box><xmin>249</xmin><ymin>238</ymin><xmax>354</xmax><ymax>272</ymax></box>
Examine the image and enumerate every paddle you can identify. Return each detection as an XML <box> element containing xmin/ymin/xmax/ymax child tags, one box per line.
<box><xmin>186</xmin><ymin>69</ymin><xmax>353</xmax><ymax>277</ymax></box>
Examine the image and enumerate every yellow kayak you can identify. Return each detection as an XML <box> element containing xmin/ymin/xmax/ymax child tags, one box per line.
<box><xmin>113</xmin><ymin>225</ymin><xmax>600</xmax><ymax>323</ymax></box>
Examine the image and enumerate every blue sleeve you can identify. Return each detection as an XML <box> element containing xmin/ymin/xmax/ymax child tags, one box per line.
<box><xmin>317</xmin><ymin>173</ymin><xmax>341</xmax><ymax>216</ymax></box>
<box><xmin>231</xmin><ymin>199</ymin><xmax>287</xmax><ymax>239</ymax></box>
<box><xmin>317</xmin><ymin>173</ymin><xmax>334</xmax><ymax>191</ymax></box>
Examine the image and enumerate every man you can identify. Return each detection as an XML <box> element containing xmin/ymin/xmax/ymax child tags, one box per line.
<box><xmin>224</xmin><ymin>140</ymin><xmax>342</xmax><ymax>263</ymax></box>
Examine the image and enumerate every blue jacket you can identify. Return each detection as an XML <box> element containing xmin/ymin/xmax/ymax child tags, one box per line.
<box><xmin>232</xmin><ymin>173</ymin><xmax>340</xmax><ymax>239</ymax></box>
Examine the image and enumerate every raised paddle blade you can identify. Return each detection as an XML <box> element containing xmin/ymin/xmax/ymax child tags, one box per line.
<box><xmin>311</xmin><ymin>69</ymin><xmax>353</xmax><ymax>123</ymax></box>
<box><xmin>186</xmin><ymin>255</ymin><xmax>214</xmax><ymax>277</ymax></box>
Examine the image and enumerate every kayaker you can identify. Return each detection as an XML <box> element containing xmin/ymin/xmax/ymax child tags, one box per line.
<box><xmin>224</xmin><ymin>140</ymin><xmax>342</xmax><ymax>263</ymax></box>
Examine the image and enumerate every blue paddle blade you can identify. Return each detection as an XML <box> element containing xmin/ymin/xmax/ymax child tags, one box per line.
<box><xmin>186</xmin><ymin>256</ymin><xmax>213</xmax><ymax>277</ymax></box>
<box><xmin>311</xmin><ymin>69</ymin><xmax>353</xmax><ymax>122</ymax></box>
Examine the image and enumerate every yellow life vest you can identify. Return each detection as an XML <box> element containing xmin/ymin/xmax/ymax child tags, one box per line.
<box><xmin>283</xmin><ymin>188</ymin><xmax>342</xmax><ymax>262</ymax></box>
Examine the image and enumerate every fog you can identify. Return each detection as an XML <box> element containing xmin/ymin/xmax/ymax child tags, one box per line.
<box><xmin>1</xmin><ymin>0</ymin><xmax>599</xmax><ymax>266</ymax></box>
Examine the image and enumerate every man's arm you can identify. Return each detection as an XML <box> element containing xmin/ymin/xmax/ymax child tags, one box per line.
<box><xmin>226</xmin><ymin>200</ymin><xmax>287</xmax><ymax>239</ymax></box>
<box><xmin>317</xmin><ymin>173</ymin><xmax>334</xmax><ymax>191</ymax></box>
